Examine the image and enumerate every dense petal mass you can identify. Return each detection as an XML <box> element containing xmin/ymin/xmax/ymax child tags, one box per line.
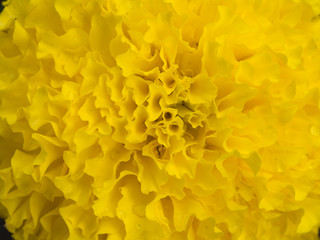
<box><xmin>1</xmin><ymin>0</ymin><xmax>320</xmax><ymax>239</ymax></box>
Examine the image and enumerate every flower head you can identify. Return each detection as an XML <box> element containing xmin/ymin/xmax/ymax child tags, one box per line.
<box><xmin>1</xmin><ymin>0</ymin><xmax>320</xmax><ymax>239</ymax></box>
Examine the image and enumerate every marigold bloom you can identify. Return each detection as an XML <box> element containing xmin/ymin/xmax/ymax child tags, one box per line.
<box><xmin>1</xmin><ymin>0</ymin><xmax>320</xmax><ymax>239</ymax></box>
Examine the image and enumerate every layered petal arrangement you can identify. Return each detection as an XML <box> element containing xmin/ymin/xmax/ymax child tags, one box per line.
<box><xmin>1</xmin><ymin>0</ymin><xmax>320</xmax><ymax>239</ymax></box>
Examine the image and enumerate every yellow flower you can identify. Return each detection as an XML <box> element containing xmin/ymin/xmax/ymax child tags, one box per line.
<box><xmin>1</xmin><ymin>0</ymin><xmax>320</xmax><ymax>239</ymax></box>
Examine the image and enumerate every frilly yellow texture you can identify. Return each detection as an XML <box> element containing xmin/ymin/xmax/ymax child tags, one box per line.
<box><xmin>1</xmin><ymin>0</ymin><xmax>320</xmax><ymax>239</ymax></box>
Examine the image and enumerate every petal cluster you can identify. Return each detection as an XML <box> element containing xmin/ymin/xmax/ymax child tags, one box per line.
<box><xmin>1</xmin><ymin>0</ymin><xmax>320</xmax><ymax>239</ymax></box>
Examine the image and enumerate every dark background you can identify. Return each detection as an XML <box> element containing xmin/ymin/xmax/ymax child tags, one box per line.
<box><xmin>0</xmin><ymin>218</ymin><xmax>12</xmax><ymax>240</ymax></box>
<box><xmin>0</xmin><ymin>0</ymin><xmax>4</xmax><ymax>13</ymax></box>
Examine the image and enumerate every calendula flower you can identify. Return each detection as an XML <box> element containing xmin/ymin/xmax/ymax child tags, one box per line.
<box><xmin>1</xmin><ymin>0</ymin><xmax>320</xmax><ymax>239</ymax></box>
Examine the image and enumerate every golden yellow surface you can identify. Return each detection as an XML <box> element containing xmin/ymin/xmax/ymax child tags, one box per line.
<box><xmin>1</xmin><ymin>0</ymin><xmax>320</xmax><ymax>239</ymax></box>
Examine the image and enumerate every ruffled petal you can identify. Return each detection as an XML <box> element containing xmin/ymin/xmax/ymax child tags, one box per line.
<box><xmin>1</xmin><ymin>0</ymin><xmax>320</xmax><ymax>239</ymax></box>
